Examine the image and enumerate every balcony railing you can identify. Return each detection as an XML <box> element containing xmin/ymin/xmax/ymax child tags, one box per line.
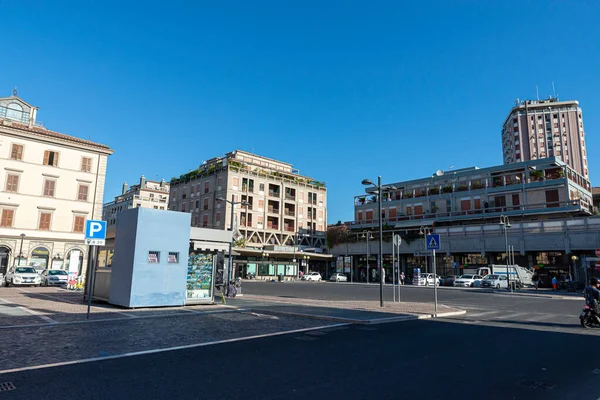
<box><xmin>285</xmin><ymin>193</ymin><xmax>296</xmax><ymax>201</ymax></box>
<box><xmin>350</xmin><ymin>199</ymin><xmax>591</xmax><ymax>226</ymax></box>
<box><xmin>269</xmin><ymin>191</ymin><xmax>280</xmax><ymax>197</ymax></box>
<box><xmin>268</xmin><ymin>207</ymin><xmax>280</xmax><ymax>214</ymax></box>
<box><xmin>284</xmin><ymin>226</ymin><xmax>295</xmax><ymax>232</ymax></box>
<box><xmin>284</xmin><ymin>209</ymin><xmax>295</xmax><ymax>217</ymax></box>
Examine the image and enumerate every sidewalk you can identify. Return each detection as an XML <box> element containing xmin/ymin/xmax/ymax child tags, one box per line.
<box><xmin>228</xmin><ymin>294</ymin><xmax>465</xmax><ymax>324</ymax></box>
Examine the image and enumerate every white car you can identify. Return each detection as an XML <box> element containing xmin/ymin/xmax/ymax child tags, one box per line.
<box><xmin>330</xmin><ymin>273</ymin><xmax>348</xmax><ymax>282</ymax></box>
<box><xmin>453</xmin><ymin>274</ymin><xmax>483</xmax><ymax>287</ymax></box>
<box><xmin>4</xmin><ymin>267</ymin><xmax>42</xmax><ymax>287</ymax></box>
<box><xmin>480</xmin><ymin>274</ymin><xmax>508</xmax><ymax>289</ymax></box>
<box><xmin>302</xmin><ymin>272</ymin><xmax>322</xmax><ymax>281</ymax></box>
<box><xmin>40</xmin><ymin>269</ymin><xmax>69</xmax><ymax>286</ymax></box>
<box><xmin>413</xmin><ymin>273</ymin><xmax>439</xmax><ymax>286</ymax></box>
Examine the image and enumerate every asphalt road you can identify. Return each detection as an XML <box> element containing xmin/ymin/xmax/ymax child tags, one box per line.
<box><xmin>3</xmin><ymin>318</ymin><xmax>600</xmax><ymax>400</ymax></box>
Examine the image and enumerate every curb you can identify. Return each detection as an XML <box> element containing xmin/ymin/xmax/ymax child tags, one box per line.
<box><xmin>247</xmin><ymin>307</ymin><xmax>466</xmax><ymax>325</ymax></box>
<box><xmin>484</xmin><ymin>290</ymin><xmax>583</xmax><ymax>300</ymax></box>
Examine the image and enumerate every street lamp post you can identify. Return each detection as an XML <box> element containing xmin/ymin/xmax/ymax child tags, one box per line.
<box><xmin>570</xmin><ymin>255</ymin><xmax>578</xmax><ymax>282</ymax></box>
<box><xmin>303</xmin><ymin>255</ymin><xmax>310</xmax><ymax>275</ymax></box>
<box><xmin>18</xmin><ymin>233</ymin><xmax>25</xmax><ymax>266</ymax></box>
<box><xmin>217</xmin><ymin>195</ymin><xmax>249</xmax><ymax>290</ymax></box>
<box><xmin>362</xmin><ymin>177</ymin><xmax>397</xmax><ymax>308</ymax></box>
<box><xmin>261</xmin><ymin>250</ymin><xmax>270</xmax><ymax>279</ymax></box>
<box><xmin>362</xmin><ymin>230</ymin><xmax>373</xmax><ymax>283</ymax></box>
<box><xmin>419</xmin><ymin>226</ymin><xmax>431</xmax><ymax>274</ymax></box>
<box><xmin>499</xmin><ymin>215</ymin><xmax>512</xmax><ymax>292</ymax></box>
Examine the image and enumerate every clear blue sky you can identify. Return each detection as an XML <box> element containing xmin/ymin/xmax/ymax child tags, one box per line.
<box><xmin>3</xmin><ymin>1</ymin><xmax>599</xmax><ymax>223</ymax></box>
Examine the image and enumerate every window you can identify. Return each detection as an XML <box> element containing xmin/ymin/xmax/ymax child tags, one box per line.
<box><xmin>259</xmin><ymin>183</ymin><xmax>265</xmax><ymax>192</ymax></box>
<box><xmin>204</xmin><ymin>182</ymin><xmax>210</xmax><ymax>194</ymax></box>
<box><xmin>494</xmin><ymin>196</ymin><xmax>506</xmax><ymax>209</ymax></box>
<box><xmin>80</xmin><ymin>157</ymin><xmax>92</xmax><ymax>172</ymax></box>
<box><xmin>39</xmin><ymin>212</ymin><xmax>52</xmax><ymax>230</ymax></box>
<box><xmin>216</xmin><ymin>212</ymin><xmax>221</xmax><ymax>222</ymax></box>
<box><xmin>6</xmin><ymin>103</ymin><xmax>23</xmax><ymax>121</ymax></box>
<box><xmin>43</xmin><ymin>180</ymin><xmax>56</xmax><ymax>197</ymax></box>
<box><xmin>0</xmin><ymin>209</ymin><xmax>14</xmax><ymax>227</ymax></box>
<box><xmin>73</xmin><ymin>216</ymin><xmax>85</xmax><ymax>233</ymax></box>
<box><xmin>217</xmin><ymin>177</ymin><xmax>223</xmax><ymax>188</ymax></box>
<box><xmin>5</xmin><ymin>174</ymin><xmax>19</xmax><ymax>192</ymax></box>
<box><xmin>203</xmin><ymin>198</ymin><xmax>209</xmax><ymax>210</ymax></box>
<box><xmin>43</xmin><ymin>150</ymin><xmax>59</xmax><ymax>167</ymax></box>
<box><xmin>148</xmin><ymin>251</ymin><xmax>160</xmax><ymax>263</ymax></box>
<box><xmin>77</xmin><ymin>184</ymin><xmax>89</xmax><ymax>201</ymax></box>
<box><xmin>10</xmin><ymin>144</ymin><xmax>23</xmax><ymax>160</ymax></box>
<box><xmin>512</xmin><ymin>194</ymin><xmax>520</xmax><ymax>207</ymax></box>
<box><xmin>168</xmin><ymin>252</ymin><xmax>179</xmax><ymax>264</ymax></box>
<box><xmin>195</xmin><ymin>200</ymin><xmax>200</xmax><ymax>209</ymax></box>
<box><xmin>202</xmin><ymin>215</ymin><xmax>208</xmax><ymax>227</ymax></box>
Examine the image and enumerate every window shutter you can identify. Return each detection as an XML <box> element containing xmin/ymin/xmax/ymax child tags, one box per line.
<box><xmin>43</xmin><ymin>150</ymin><xmax>50</xmax><ymax>165</ymax></box>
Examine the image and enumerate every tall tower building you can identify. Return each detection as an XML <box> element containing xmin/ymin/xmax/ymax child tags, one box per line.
<box><xmin>501</xmin><ymin>97</ymin><xmax>589</xmax><ymax>178</ymax></box>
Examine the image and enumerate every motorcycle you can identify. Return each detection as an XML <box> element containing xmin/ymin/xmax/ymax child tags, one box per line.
<box><xmin>580</xmin><ymin>304</ymin><xmax>600</xmax><ymax>328</ymax></box>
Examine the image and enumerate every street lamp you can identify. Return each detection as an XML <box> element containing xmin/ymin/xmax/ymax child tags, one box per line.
<box><xmin>499</xmin><ymin>215</ymin><xmax>512</xmax><ymax>292</ymax></box>
<box><xmin>361</xmin><ymin>230</ymin><xmax>374</xmax><ymax>283</ymax></box>
<box><xmin>362</xmin><ymin>177</ymin><xmax>397</xmax><ymax>308</ymax></box>
<box><xmin>261</xmin><ymin>250</ymin><xmax>270</xmax><ymax>278</ymax></box>
<box><xmin>419</xmin><ymin>226</ymin><xmax>431</xmax><ymax>273</ymax></box>
<box><xmin>303</xmin><ymin>254</ymin><xmax>310</xmax><ymax>274</ymax></box>
<box><xmin>570</xmin><ymin>255</ymin><xmax>578</xmax><ymax>282</ymax></box>
<box><xmin>217</xmin><ymin>196</ymin><xmax>249</xmax><ymax>288</ymax></box>
<box><xmin>18</xmin><ymin>233</ymin><xmax>25</xmax><ymax>266</ymax></box>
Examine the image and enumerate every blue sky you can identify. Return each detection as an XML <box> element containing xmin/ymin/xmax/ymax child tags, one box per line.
<box><xmin>3</xmin><ymin>0</ymin><xmax>599</xmax><ymax>223</ymax></box>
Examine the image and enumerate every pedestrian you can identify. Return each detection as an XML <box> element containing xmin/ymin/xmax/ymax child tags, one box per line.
<box><xmin>400</xmin><ymin>272</ymin><xmax>405</xmax><ymax>285</ymax></box>
<box><xmin>532</xmin><ymin>272</ymin><xmax>540</xmax><ymax>291</ymax></box>
<box><xmin>552</xmin><ymin>275</ymin><xmax>558</xmax><ymax>291</ymax></box>
<box><xmin>361</xmin><ymin>270</ymin><xmax>366</xmax><ymax>282</ymax></box>
<box><xmin>227</xmin><ymin>280</ymin><xmax>237</xmax><ymax>298</ymax></box>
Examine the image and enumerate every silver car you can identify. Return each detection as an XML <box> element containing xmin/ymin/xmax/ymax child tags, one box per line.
<box><xmin>329</xmin><ymin>273</ymin><xmax>348</xmax><ymax>282</ymax></box>
<box><xmin>40</xmin><ymin>269</ymin><xmax>69</xmax><ymax>286</ymax></box>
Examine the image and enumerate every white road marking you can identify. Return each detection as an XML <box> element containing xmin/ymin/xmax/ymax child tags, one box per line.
<box><xmin>17</xmin><ymin>306</ymin><xmax>58</xmax><ymax>324</ymax></box>
<box><xmin>466</xmin><ymin>311</ymin><xmax>501</xmax><ymax>318</ymax></box>
<box><xmin>18</xmin><ymin>290</ymin><xmax>136</xmax><ymax>318</ymax></box>
<box><xmin>520</xmin><ymin>313</ymin><xmax>559</xmax><ymax>322</ymax></box>
<box><xmin>489</xmin><ymin>312</ymin><xmax>530</xmax><ymax>320</ymax></box>
<box><xmin>0</xmin><ymin>323</ymin><xmax>349</xmax><ymax>375</ymax></box>
<box><xmin>0</xmin><ymin>298</ymin><xmax>10</xmax><ymax>304</ymax></box>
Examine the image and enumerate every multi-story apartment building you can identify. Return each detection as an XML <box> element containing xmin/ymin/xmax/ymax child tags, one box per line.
<box><xmin>353</xmin><ymin>157</ymin><xmax>592</xmax><ymax>229</ymax></box>
<box><xmin>502</xmin><ymin>97</ymin><xmax>589</xmax><ymax>178</ymax></box>
<box><xmin>169</xmin><ymin>150</ymin><xmax>328</xmax><ymax>250</ymax></box>
<box><xmin>0</xmin><ymin>91</ymin><xmax>113</xmax><ymax>275</ymax></box>
<box><xmin>102</xmin><ymin>176</ymin><xmax>169</xmax><ymax>227</ymax></box>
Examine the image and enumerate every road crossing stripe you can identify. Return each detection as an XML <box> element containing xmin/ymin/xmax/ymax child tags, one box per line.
<box><xmin>466</xmin><ymin>311</ymin><xmax>501</xmax><ymax>318</ymax></box>
<box><xmin>489</xmin><ymin>312</ymin><xmax>530</xmax><ymax>320</ymax></box>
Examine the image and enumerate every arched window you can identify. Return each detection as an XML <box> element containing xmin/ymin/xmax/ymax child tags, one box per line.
<box><xmin>6</xmin><ymin>103</ymin><xmax>23</xmax><ymax>122</ymax></box>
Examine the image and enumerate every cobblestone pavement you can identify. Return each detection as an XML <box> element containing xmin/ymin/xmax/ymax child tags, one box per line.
<box><xmin>0</xmin><ymin>287</ymin><xmax>337</xmax><ymax>372</ymax></box>
<box><xmin>239</xmin><ymin>294</ymin><xmax>460</xmax><ymax>315</ymax></box>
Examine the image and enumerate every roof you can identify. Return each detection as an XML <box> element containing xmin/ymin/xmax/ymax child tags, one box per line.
<box><xmin>592</xmin><ymin>187</ymin><xmax>600</xmax><ymax>196</ymax></box>
<box><xmin>0</xmin><ymin>118</ymin><xmax>113</xmax><ymax>153</ymax></box>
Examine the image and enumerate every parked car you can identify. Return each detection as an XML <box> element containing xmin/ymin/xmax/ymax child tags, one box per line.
<box><xmin>414</xmin><ymin>273</ymin><xmax>439</xmax><ymax>286</ymax></box>
<box><xmin>441</xmin><ymin>275</ymin><xmax>459</xmax><ymax>286</ymax></box>
<box><xmin>0</xmin><ymin>273</ymin><xmax>4</xmax><ymax>287</ymax></box>
<box><xmin>330</xmin><ymin>273</ymin><xmax>348</xmax><ymax>282</ymax></box>
<box><xmin>40</xmin><ymin>269</ymin><xmax>69</xmax><ymax>286</ymax></box>
<box><xmin>302</xmin><ymin>272</ymin><xmax>322</xmax><ymax>281</ymax></box>
<box><xmin>453</xmin><ymin>274</ymin><xmax>483</xmax><ymax>287</ymax></box>
<box><xmin>4</xmin><ymin>267</ymin><xmax>41</xmax><ymax>287</ymax></box>
<box><xmin>481</xmin><ymin>274</ymin><xmax>508</xmax><ymax>289</ymax></box>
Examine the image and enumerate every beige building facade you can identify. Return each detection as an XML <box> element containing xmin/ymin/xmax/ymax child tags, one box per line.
<box><xmin>169</xmin><ymin>150</ymin><xmax>328</xmax><ymax>250</ymax></box>
<box><xmin>0</xmin><ymin>92</ymin><xmax>113</xmax><ymax>276</ymax></box>
<box><xmin>102</xmin><ymin>176</ymin><xmax>169</xmax><ymax>227</ymax></box>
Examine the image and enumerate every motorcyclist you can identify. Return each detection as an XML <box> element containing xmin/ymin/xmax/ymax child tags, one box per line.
<box><xmin>584</xmin><ymin>277</ymin><xmax>600</xmax><ymax>320</ymax></box>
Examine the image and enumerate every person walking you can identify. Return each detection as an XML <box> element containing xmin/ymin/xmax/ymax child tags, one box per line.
<box><xmin>532</xmin><ymin>272</ymin><xmax>540</xmax><ymax>291</ymax></box>
<box><xmin>552</xmin><ymin>275</ymin><xmax>558</xmax><ymax>291</ymax></box>
<box><xmin>400</xmin><ymin>272</ymin><xmax>405</xmax><ymax>285</ymax></box>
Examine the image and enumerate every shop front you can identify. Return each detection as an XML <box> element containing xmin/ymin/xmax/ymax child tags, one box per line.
<box><xmin>0</xmin><ymin>246</ymin><xmax>11</xmax><ymax>276</ymax></box>
<box><xmin>30</xmin><ymin>247</ymin><xmax>50</xmax><ymax>271</ymax></box>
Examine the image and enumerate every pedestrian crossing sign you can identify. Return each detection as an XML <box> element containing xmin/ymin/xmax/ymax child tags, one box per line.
<box><xmin>426</xmin><ymin>234</ymin><xmax>441</xmax><ymax>250</ymax></box>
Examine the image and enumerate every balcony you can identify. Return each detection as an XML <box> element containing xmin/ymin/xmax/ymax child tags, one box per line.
<box><xmin>268</xmin><ymin>207</ymin><xmax>280</xmax><ymax>214</ymax></box>
<box><xmin>284</xmin><ymin>209</ymin><xmax>295</xmax><ymax>217</ymax></box>
<box><xmin>285</xmin><ymin>193</ymin><xmax>296</xmax><ymax>201</ymax></box>
<box><xmin>268</xmin><ymin>190</ymin><xmax>280</xmax><ymax>198</ymax></box>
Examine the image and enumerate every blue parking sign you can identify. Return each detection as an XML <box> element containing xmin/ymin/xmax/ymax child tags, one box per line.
<box><xmin>85</xmin><ymin>220</ymin><xmax>107</xmax><ymax>245</ymax></box>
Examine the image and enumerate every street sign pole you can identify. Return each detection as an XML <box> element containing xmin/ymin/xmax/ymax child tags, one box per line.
<box><xmin>433</xmin><ymin>248</ymin><xmax>438</xmax><ymax>317</ymax></box>
<box><xmin>392</xmin><ymin>237</ymin><xmax>396</xmax><ymax>303</ymax></box>
<box><xmin>86</xmin><ymin>245</ymin><xmax>95</xmax><ymax>320</ymax></box>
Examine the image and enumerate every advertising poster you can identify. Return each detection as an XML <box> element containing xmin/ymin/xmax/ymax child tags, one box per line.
<box><xmin>414</xmin><ymin>267</ymin><xmax>421</xmax><ymax>286</ymax></box>
<box><xmin>336</xmin><ymin>257</ymin><xmax>343</xmax><ymax>273</ymax></box>
<box><xmin>68</xmin><ymin>250</ymin><xmax>80</xmax><ymax>280</ymax></box>
<box><xmin>344</xmin><ymin>256</ymin><xmax>351</xmax><ymax>273</ymax></box>
<box><xmin>186</xmin><ymin>253</ymin><xmax>214</xmax><ymax>300</ymax></box>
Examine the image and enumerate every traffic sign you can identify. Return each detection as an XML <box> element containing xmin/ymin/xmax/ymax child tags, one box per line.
<box><xmin>85</xmin><ymin>220</ymin><xmax>107</xmax><ymax>246</ymax></box>
<box><xmin>596</xmin><ymin>262</ymin><xmax>600</xmax><ymax>270</ymax></box>
<box><xmin>393</xmin><ymin>234</ymin><xmax>402</xmax><ymax>246</ymax></box>
<box><xmin>426</xmin><ymin>234</ymin><xmax>441</xmax><ymax>250</ymax></box>
<box><xmin>596</xmin><ymin>249</ymin><xmax>600</xmax><ymax>257</ymax></box>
